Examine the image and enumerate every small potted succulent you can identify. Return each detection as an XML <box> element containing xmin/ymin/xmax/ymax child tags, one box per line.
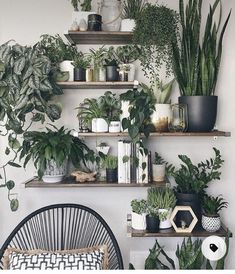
<box><xmin>96</xmin><ymin>142</ymin><xmax>110</xmax><ymax>155</ymax></box>
<box><xmin>146</xmin><ymin>187</ymin><xmax>160</xmax><ymax>233</ymax></box>
<box><xmin>152</xmin><ymin>152</ymin><xmax>166</xmax><ymax>182</ymax></box>
<box><xmin>105</xmin><ymin>47</ymin><xmax>119</xmax><ymax>81</ymax></box>
<box><xmin>72</xmin><ymin>51</ymin><xmax>91</xmax><ymax>81</ymax></box>
<box><xmin>131</xmin><ymin>199</ymin><xmax>147</xmax><ymax>230</ymax></box>
<box><xmin>202</xmin><ymin>195</ymin><xmax>228</xmax><ymax>232</ymax></box>
<box><xmin>103</xmin><ymin>155</ymin><xmax>118</xmax><ymax>183</ymax></box>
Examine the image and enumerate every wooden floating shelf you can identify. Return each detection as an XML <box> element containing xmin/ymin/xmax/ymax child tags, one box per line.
<box><xmin>57</xmin><ymin>81</ymin><xmax>134</xmax><ymax>89</ymax></box>
<box><xmin>24</xmin><ymin>178</ymin><xmax>167</xmax><ymax>188</ymax></box>
<box><xmin>65</xmin><ymin>31</ymin><xmax>133</xmax><ymax>45</ymax></box>
<box><xmin>78</xmin><ymin>131</ymin><xmax>231</xmax><ymax>137</ymax></box>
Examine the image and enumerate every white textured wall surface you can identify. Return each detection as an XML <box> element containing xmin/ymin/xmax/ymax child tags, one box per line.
<box><xmin>0</xmin><ymin>0</ymin><xmax>234</xmax><ymax>269</ymax></box>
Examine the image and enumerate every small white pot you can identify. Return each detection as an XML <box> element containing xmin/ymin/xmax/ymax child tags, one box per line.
<box><xmin>59</xmin><ymin>60</ymin><xmax>74</xmax><ymax>82</ymax></box>
<box><xmin>42</xmin><ymin>160</ymin><xmax>67</xmax><ymax>183</ymax></box>
<box><xmin>96</xmin><ymin>146</ymin><xmax>110</xmax><ymax>155</ymax></box>
<box><xmin>152</xmin><ymin>163</ymin><xmax>165</xmax><ymax>182</ymax></box>
<box><xmin>151</xmin><ymin>104</ymin><xmax>172</xmax><ymax>132</ymax></box>
<box><xmin>92</xmin><ymin>118</ymin><xmax>108</xmax><ymax>133</ymax></box>
<box><xmin>159</xmin><ymin>208</ymin><xmax>172</xmax><ymax>229</ymax></box>
<box><xmin>109</xmin><ymin>121</ymin><xmax>121</xmax><ymax>133</ymax></box>
<box><xmin>202</xmin><ymin>214</ymin><xmax>221</xmax><ymax>232</ymax></box>
<box><xmin>121</xmin><ymin>19</ymin><xmax>136</xmax><ymax>32</ymax></box>
<box><xmin>132</xmin><ymin>212</ymin><xmax>146</xmax><ymax>230</ymax></box>
<box><xmin>120</xmin><ymin>101</ymin><xmax>130</xmax><ymax>132</ymax></box>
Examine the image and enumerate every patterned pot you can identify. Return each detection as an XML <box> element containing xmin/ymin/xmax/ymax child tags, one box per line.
<box><xmin>42</xmin><ymin>159</ymin><xmax>68</xmax><ymax>183</ymax></box>
<box><xmin>202</xmin><ymin>214</ymin><xmax>221</xmax><ymax>232</ymax></box>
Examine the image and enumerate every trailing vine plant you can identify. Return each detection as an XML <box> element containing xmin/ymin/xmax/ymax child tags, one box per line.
<box><xmin>0</xmin><ymin>41</ymin><xmax>63</xmax><ymax>211</ymax></box>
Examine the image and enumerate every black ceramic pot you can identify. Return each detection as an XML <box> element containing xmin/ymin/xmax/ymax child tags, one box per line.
<box><xmin>74</xmin><ymin>68</ymin><xmax>86</xmax><ymax>81</ymax></box>
<box><xmin>178</xmin><ymin>96</ymin><xmax>218</xmax><ymax>132</ymax></box>
<box><xmin>176</xmin><ymin>192</ymin><xmax>202</xmax><ymax>228</ymax></box>
<box><xmin>146</xmin><ymin>215</ymin><xmax>160</xmax><ymax>233</ymax></box>
<box><xmin>88</xmin><ymin>14</ymin><xmax>102</xmax><ymax>31</ymax></box>
<box><xmin>106</xmin><ymin>168</ymin><xmax>118</xmax><ymax>183</ymax></box>
<box><xmin>106</xmin><ymin>66</ymin><xmax>119</xmax><ymax>81</ymax></box>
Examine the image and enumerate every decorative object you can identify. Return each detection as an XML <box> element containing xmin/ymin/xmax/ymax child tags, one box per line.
<box><xmin>167</xmin><ymin>148</ymin><xmax>224</xmax><ymax>226</ymax></box>
<box><xmin>202</xmin><ymin>195</ymin><xmax>228</xmax><ymax>232</ymax></box>
<box><xmin>72</xmin><ymin>51</ymin><xmax>91</xmax><ymax>81</ymax></box>
<box><xmin>172</xmin><ymin>0</ymin><xmax>231</xmax><ymax>132</ymax></box>
<box><xmin>88</xmin><ymin>14</ymin><xmax>102</xmax><ymax>31</ymax></box>
<box><xmin>79</xmin><ymin>18</ymin><xmax>88</xmax><ymax>31</ymax></box>
<box><xmin>103</xmin><ymin>155</ymin><xmax>118</xmax><ymax>183</ymax></box>
<box><xmin>71</xmin><ymin>170</ymin><xmax>97</xmax><ymax>183</ymax></box>
<box><xmin>121</xmin><ymin>0</ymin><xmax>146</xmax><ymax>32</ymax></box>
<box><xmin>133</xmin><ymin>3</ymin><xmax>178</xmax><ymax>81</ymax></box>
<box><xmin>96</xmin><ymin>143</ymin><xmax>110</xmax><ymax>155</ymax></box>
<box><xmin>130</xmin><ymin>199</ymin><xmax>147</xmax><ymax>230</ymax></box>
<box><xmin>169</xmin><ymin>104</ymin><xmax>188</xmax><ymax>132</ymax></box>
<box><xmin>101</xmin><ymin>0</ymin><xmax>122</xmax><ymax>31</ymax></box>
<box><xmin>152</xmin><ymin>153</ymin><xmax>166</xmax><ymax>182</ymax></box>
<box><xmin>176</xmin><ymin>237</ymin><xmax>203</xmax><ymax>269</ymax></box>
<box><xmin>70</xmin><ymin>20</ymin><xmax>79</xmax><ymax>31</ymax></box>
<box><xmin>170</xmin><ymin>206</ymin><xmax>198</xmax><ymax>233</ymax></box>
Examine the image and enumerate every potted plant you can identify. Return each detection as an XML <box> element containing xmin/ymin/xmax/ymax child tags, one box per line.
<box><xmin>142</xmin><ymin>79</ymin><xmax>174</xmax><ymax>132</ymax></box>
<box><xmin>20</xmin><ymin>126</ymin><xmax>96</xmax><ymax>183</ymax></box>
<box><xmin>130</xmin><ymin>199</ymin><xmax>147</xmax><ymax>230</ymax></box>
<box><xmin>72</xmin><ymin>51</ymin><xmax>91</xmax><ymax>81</ymax></box>
<box><xmin>167</xmin><ymin>148</ymin><xmax>224</xmax><ymax>226</ymax></box>
<box><xmin>133</xmin><ymin>3</ymin><xmax>178</xmax><ymax>82</ymax></box>
<box><xmin>77</xmin><ymin>98</ymin><xmax>109</xmax><ymax>133</ymax></box>
<box><xmin>105</xmin><ymin>47</ymin><xmax>119</xmax><ymax>82</ymax></box>
<box><xmin>96</xmin><ymin>142</ymin><xmax>110</xmax><ymax>155</ymax></box>
<box><xmin>121</xmin><ymin>0</ymin><xmax>146</xmax><ymax>32</ymax></box>
<box><xmin>116</xmin><ymin>45</ymin><xmax>140</xmax><ymax>81</ymax></box>
<box><xmin>172</xmin><ymin>0</ymin><xmax>231</xmax><ymax>132</ymax></box>
<box><xmin>146</xmin><ymin>187</ymin><xmax>160</xmax><ymax>233</ymax></box>
<box><xmin>202</xmin><ymin>195</ymin><xmax>228</xmax><ymax>232</ymax></box>
<box><xmin>152</xmin><ymin>152</ymin><xmax>166</xmax><ymax>182</ymax></box>
<box><xmin>103</xmin><ymin>155</ymin><xmax>118</xmax><ymax>183</ymax></box>
<box><xmin>154</xmin><ymin>188</ymin><xmax>176</xmax><ymax>229</ymax></box>
<box><xmin>90</xmin><ymin>46</ymin><xmax>108</xmax><ymax>81</ymax></box>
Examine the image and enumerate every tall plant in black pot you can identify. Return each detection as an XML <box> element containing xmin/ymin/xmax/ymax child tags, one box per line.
<box><xmin>146</xmin><ymin>187</ymin><xmax>160</xmax><ymax>233</ymax></box>
<box><xmin>72</xmin><ymin>51</ymin><xmax>90</xmax><ymax>81</ymax></box>
<box><xmin>105</xmin><ymin>47</ymin><xmax>119</xmax><ymax>81</ymax></box>
<box><xmin>103</xmin><ymin>155</ymin><xmax>118</xmax><ymax>183</ymax></box>
<box><xmin>167</xmin><ymin>148</ymin><xmax>224</xmax><ymax>227</ymax></box>
<box><xmin>172</xmin><ymin>0</ymin><xmax>231</xmax><ymax>132</ymax></box>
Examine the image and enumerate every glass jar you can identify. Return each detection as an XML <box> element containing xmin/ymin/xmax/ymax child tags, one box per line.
<box><xmin>169</xmin><ymin>104</ymin><xmax>188</xmax><ymax>132</ymax></box>
<box><xmin>100</xmin><ymin>0</ymin><xmax>122</xmax><ymax>31</ymax></box>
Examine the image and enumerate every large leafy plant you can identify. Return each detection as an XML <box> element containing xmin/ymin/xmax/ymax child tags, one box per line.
<box><xmin>167</xmin><ymin>148</ymin><xmax>224</xmax><ymax>195</ymax></box>
<box><xmin>172</xmin><ymin>0</ymin><xmax>231</xmax><ymax>96</ymax></box>
<box><xmin>0</xmin><ymin>42</ymin><xmax>63</xmax><ymax>210</ymax></box>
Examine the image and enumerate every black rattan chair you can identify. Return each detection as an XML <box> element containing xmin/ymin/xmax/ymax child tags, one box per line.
<box><xmin>0</xmin><ymin>203</ymin><xmax>123</xmax><ymax>269</ymax></box>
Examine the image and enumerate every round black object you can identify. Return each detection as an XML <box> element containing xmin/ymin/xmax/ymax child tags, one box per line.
<box><xmin>106</xmin><ymin>168</ymin><xmax>118</xmax><ymax>183</ymax></box>
<box><xmin>179</xmin><ymin>96</ymin><xmax>218</xmax><ymax>132</ymax></box>
<box><xmin>106</xmin><ymin>66</ymin><xmax>119</xmax><ymax>81</ymax></box>
<box><xmin>146</xmin><ymin>215</ymin><xmax>160</xmax><ymax>233</ymax></box>
<box><xmin>88</xmin><ymin>14</ymin><xmax>102</xmax><ymax>31</ymax></box>
<box><xmin>176</xmin><ymin>192</ymin><xmax>202</xmax><ymax>228</ymax></box>
<box><xmin>74</xmin><ymin>68</ymin><xmax>86</xmax><ymax>81</ymax></box>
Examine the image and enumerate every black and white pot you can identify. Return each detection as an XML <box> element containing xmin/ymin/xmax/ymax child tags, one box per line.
<box><xmin>178</xmin><ymin>96</ymin><xmax>218</xmax><ymax>132</ymax></box>
<box><xmin>74</xmin><ymin>68</ymin><xmax>86</xmax><ymax>81</ymax></box>
<box><xmin>146</xmin><ymin>215</ymin><xmax>160</xmax><ymax>233</ymax></box>
<box><xmin>106</xmin><ymin>65</ymin><xmax>119</xmax><ymax>81</ymax></box>
<box><xmin>42</xmin><ymin>159</ymin><xmax>67</xmax><ymax>183</ymax></box>
<box><xmin>131</xmin><ymin>212</ymin><xmax>146</xmax><ymax>230</ymax></box>
<box><xmin>202</xmin><ymin>214</ymin><xmax>221</xmax><ymax>232</ymax></box>
<box><xmin>106</xmin><ymin>168</ymin><xmax>118</xmax><ymax>183</ymax></box>
<box><xmin>176</xmin><ymin>192</ymin><xmax>202</xmax><ymax>227</ymax></box>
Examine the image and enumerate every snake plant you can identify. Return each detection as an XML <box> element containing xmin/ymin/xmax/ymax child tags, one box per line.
<box><xmin>172</xmin><ymin>0</ymin><xmax>231</xmax><ymax>96</ymax></box>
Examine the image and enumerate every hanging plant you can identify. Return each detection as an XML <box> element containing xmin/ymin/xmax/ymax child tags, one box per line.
<box><xmin>0</xmin><ymin>41</ymin><xmax>63</xmax><ymax>210</ymax></box>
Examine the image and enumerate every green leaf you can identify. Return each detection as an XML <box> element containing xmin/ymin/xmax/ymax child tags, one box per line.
<box><xmin>10</xmin><ymin>199</ymin><xmax>19</xmax><ymax>211</ymax></box>
<box><xmin>8</xmin><ymin>162</ymin><xmax>21</xmax><ymax>168</ymax></box>
<box><xmin>14</xmin><ymin>57</ymin><xmax>26</xmax><ymax>75</ymax></box>
<box><xmin>8</xmin><ymin>138</ymin><xmax>21</xmax><ymax>150</ymax></box>
<box><xmin>6</xmin><ymin>180</ymin><xmax>15</xmax><ymax>190</ymax></box>
<box><xmin>29</xmin><ymin>75</ymin><xmax>40</xmax><ymax>89</ymax></box>
<box><xmin>5</xmin><ymin>147</ymin><xmax>10</xmax><ymax>155</ymax></box>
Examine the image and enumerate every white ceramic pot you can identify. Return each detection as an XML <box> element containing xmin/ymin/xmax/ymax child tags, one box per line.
<box><xmin>151</xmin><ymin>104</ymin><xmax>172</xmax><ymax>132</ymax></box>
<box><xmin>132</xmin><ymin>212</ymin><xmax>146</xmax><ymax>230</ymax></box>
<box><xmin>121</xmin><ymin>19</ymin><xmax>136</xmax><ymax>32</ymax></box>
<box><xmin>72</xmin><ymin>11</ymin><xmax>95</xmax><ymax>25</ymax></box>
<box><xmin>92</xmin><ymin>118</ymin><xmax>108</xmax><ymax>133</ymax></box>
<box><xmin>202</xmin><ymin>214</ymin><xmax>221</xmax><ymax>232</ymax></box>
<box><xmin>59</xmin><ymin>61</ymin><xmax>74</xmax><ymax>82</ymax></box>
<box><xmin>96</xmin><ymin>146</ymin><xmax>110</xmax><ymax>155</ymax></box>
<box><xmin>109</xmin><ymin>121</ymin><xmax>121</xmax><ymax>133</ymax></box>
<box><xmin>152</xmin><ymin>164</ymin><xmax>165</xmax><ymax>182</ymax></box>
<box><xmin>159</xmin><ymin>208</ymin><xmax>172</xmax><ymax>229</ymax></box>
<box><xmin>42</xmin><ymin>159</ymin><xmax>67</xmax><ymax>183</ymax></box>
<box><xmin>120</xmin><ymin>64</ymin><xmax>135</xmax><ymax>81</ymax></box>
<box><xmin>98</xmin><ymin>67</ymin><xmax>106</xmax><ymax>82</ymax></box>
<box><xmin>120</xmin><ymin>101</ymin><xmax>130</xmax><ymax>132</ymax></box>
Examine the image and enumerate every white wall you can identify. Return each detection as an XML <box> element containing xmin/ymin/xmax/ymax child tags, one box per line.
<box><xmin>0</xmin><ymin>0</ymin><xmax>235</xmax><ymax>269</ymax></box>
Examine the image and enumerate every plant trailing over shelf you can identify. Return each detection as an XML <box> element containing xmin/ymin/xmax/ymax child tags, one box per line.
<box><xmin>20</xmin><ymin>125</ymin><xmax>98</xmax><ymax>179</ymax></box>
<box><xmin>133</xmin><ymin>3</ymin><xmax>179</xmax><ymax>82</ymax></box>
<box><xmin>131</xmin><ymin>199</ymin><xmax>147</xmax><ymax>215</ymax></box>
<box><xmin>0</xmin><ymin>41</ymin><xmax>63</xmax><ymax>210</ymax></box>
<box><xmin>172</xmin><ymin>0</ymin><xmax>231</xmax><ymax>96</ymax></box>
<box><xmin>202</xmin><ymin>195</ymin><xmax>228</xmax><ymax>216</ymax></box>
<box><xmin>176</xmin><ymin>237</ymin><xmax>203</xmax><ymax>269</ymax></box>
<box><xmin>70</xmin><ymin>0</ymin><xmax>92</xmax><ymax>11</ymax></box>
<box><xmin>115</xmin><ymin>45</ymin><xmax>140</xmax><ymax>64</ymax></box>
<box><xmin>167</xmin><ymin>147</ymin><xmax>224</xmax><ymax>196</ymax></box>
<box><xmin>121</xmin><ymin>0</ymin><xmax>147</xmax><ymax>20</ymax></box>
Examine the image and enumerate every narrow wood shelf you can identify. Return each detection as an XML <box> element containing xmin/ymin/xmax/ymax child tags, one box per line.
<box><xmin>78</xmin><ymin>131</ymin><xmax>231</xmax><ymax>137</ymax></box>
<box><xmin>65</xmin><ymin>31</ymin><xmax>133</xmax><ymax>45</ymax></box>
<box><xmin>24</xmin><ymin>178</ymin><xmax>167</xmax><ymax>188</ymax></box>
<box><xmin>57</xmin><ymin>81</ymin><xmax>134</xmax><ymax>89</ymax></box>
